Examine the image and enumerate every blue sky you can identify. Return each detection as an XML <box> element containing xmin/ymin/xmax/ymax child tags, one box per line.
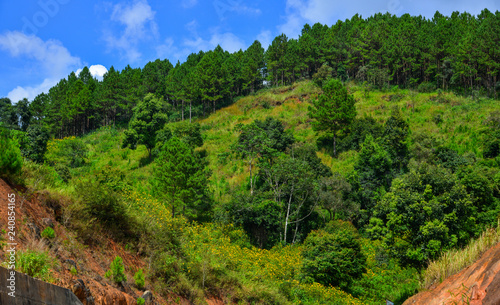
<box><xmin>1</xmin><ymin>0</ymin><xmax>498</xmax><ymax>103</ymax></box>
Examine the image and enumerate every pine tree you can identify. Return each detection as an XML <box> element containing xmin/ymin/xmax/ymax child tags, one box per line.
<box><xmin>122</xmin><ymin>93</ymin><xmax>168</xmax><ymax>160</ymax></box>
<box><xmin>154</xmin><ymin>137</ymin><xmax>209</xmax><ymax>218</ymax></box>
<box><xmin>308</xmin><ymin>79</ymin><xmax>357</xmax><ymax>157</ymax></box>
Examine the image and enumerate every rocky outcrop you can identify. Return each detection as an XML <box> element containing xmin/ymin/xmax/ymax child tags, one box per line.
<box><xmin>0</xmin><ymin>266</ymin><xmax>83</xmax><ymax>305</ymax></box>
<box><xmin>404</xmin><ymin>241</ymin><xmax>500</xmax><ymax>305</ymax></box>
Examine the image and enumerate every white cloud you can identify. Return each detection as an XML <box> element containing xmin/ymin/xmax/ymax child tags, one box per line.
<box><xmin>7</xmin><ymin>79</ymin><xmax>58</xmax><ymax>103</ymax></box>
<box><xmin>76</xmin><ymin>64</ymin><xmax>109</xmax><ymax>81</ymax></box>
<box><xmin>0</xmin><ymin>31</ymin><xmax>81</xmax><ymax>79</ymax></box>
<box><xmin>104</xmin><ymin>0</ymin><xmax>158</xmax><ymax>62</ymax></box>
<box><xmin>0</xmin><ymin>31</ymin><xmax>81</xmax><ymax>102</ymax></box>
<box><xmin>89</xmin><ymin>65</ymin><xmax>108</xmax><ymax>80</ymax></box>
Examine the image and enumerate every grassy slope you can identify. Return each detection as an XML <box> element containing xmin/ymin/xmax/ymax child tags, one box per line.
<box><xmin>200</xmin><ymin>81</ymin><xmax>499</xmax><ymax>201</ymax></box>
<box><xmin>56</xmin><ymin>80</ymin><xmax>500</xmax><ymax>304</ymax></box>
<box><xmin>70</xmin><ymin>80</ymin><xmax>499</xmax><ymax>196</ymax></box>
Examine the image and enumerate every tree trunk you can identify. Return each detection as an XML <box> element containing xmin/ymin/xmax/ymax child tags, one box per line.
<box><xmin>182</xmin><ymin>100</ymin><xmax>184</xmax><ymax>121</ymax></box>
<box><xmin>189</xmin><ymin>101</ymin><xmax>192</xmax><ymax>123</ymax></box>
<box><xmin>284</xmin><ymin>188</ymin><xmax>294</xmax><ymax>244</ymax></box>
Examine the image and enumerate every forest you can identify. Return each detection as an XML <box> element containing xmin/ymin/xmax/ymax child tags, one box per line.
<box><xmin>1</xmin><ymin>8</ymin><xmax>500</xmax><ymax>305</ymax></box>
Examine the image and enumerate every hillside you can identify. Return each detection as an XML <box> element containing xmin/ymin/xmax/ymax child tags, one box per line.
<box><xmin>2</xmin><ymin>79</ymin><xmax>500</xmax><ymax>304</ymax></box>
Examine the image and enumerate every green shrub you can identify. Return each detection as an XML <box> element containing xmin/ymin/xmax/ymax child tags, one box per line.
<box><xmin>23</xmin><ymin>124</ymin><xmax>50</xmax><ymax>163</ymax></box>
<box><xmin>45</xmin><ymin>136</ymin><xmax>87</xmax><ymax>168</ymax></box>
<box><xmin>137</xmin><ymin>297</ymin><xmax>145</xmax><ymax>305</ymax></box>
<box><xmin>0</xmin><ymin>128</ymin><xmax>23</xmax><ymax>178</ymax></box>
<box><xmin>417</xmin><ymin>82</ymin><xmax>436</xmax><ymax>93</ymax></box>
<box><xmin>22</xmin><ymin>161</ymin><xmax>62</xmax><ymax>189</ymax></box>
<box><xmin>134</xmin><ymin>269</ymin><xmax>145</xmax><ymax>289</ymax></box>
<box><xmin>106</xmin><ymin>256</ymin><xmax>126</xmax><ymax>284</ymax></box>
<box><xmin>17</xmin><ymin>250</ymin><xmax>51</xmax><ymax>280</ymax></box>
<box><xmin>54</xmin><ymin>164</ymin><xmax>71</xmax><ymax>183</ymax></box>
<box><xmin>70</xmin><ymin>266</ymin><xmax>78</xmax><ymax>275</ymax></box>
<box><xmin>74</xmin><ymin>178</ymin><xmax>134</xmax><ymax>241</ymax></box>
<box><xmin>300</xmin><ymin>220</ymin><xmax>366</xmax><ymax>291</ymax></box>
<box><xmin>41</xmin><ymin>227</ymin><xmax>55</xmax><ymax>239</ymax></box>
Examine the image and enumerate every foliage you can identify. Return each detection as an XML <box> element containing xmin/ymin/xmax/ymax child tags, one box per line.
<box><xmin>352</xmin><ymin>134</ymin><xmax>393</xmax><ymax>219</ymax></box>
<box><xmin>106</xmin><ymin>256</ymin><xmax>127</xmax><ymax>284</ymax></box>
<box><xmin>46</xmin><ymin>136</ymin><xmax>87</xmax><ymax>168</ymax></box>
<box><xmin>0</xmin><ymin>127</ymin><xmax>22</xmax><ymax>178</ymax></box>
<box><xmin>301</xmin><ymin>220</ymin><xmax>366</xmax><ymax>291</ymax></box>
<box><xmin>122</xmin><ymin>93</ymin><xmax>168</xmax><ymax>159</ymax></box>
<box><xmin>336</xmin><ymin>116</ymin><xmax>384</xmax><ymax>153</ymax></box>
<box><xmin>137</xmin><ymin>298</ymin><xmax>145</xmax><ymax>305</ymax></box>
<box><xmin>350</xmin><ymin>240</ymin><xmax>419</xmax><ymax>305</ymax></box>
<box><xmin>134</xmin><ymin>269</ymin><xmax>145</xmax><ymax>289</ymax></box>
<box><xmin>23</xmin><ymin>124</ymin><xmax>50</xmax><ymax>163</ymax></box>
<box><xmin>54</xmin><ymin>164</ymin><xmax>71</xmax><ymax>183</ymax></box>
<box><xmin>318</xmin><ymin>173</ymin><xmax>357</xmax><ymax>221</ymax></box>
<box><xmin>309</xmin><ymin>79</ymin><xmax>357</xmax><ymax>156</ymax></box>
<box><xmin>154</xmin><ymin>137</ymin><xmax>211</xmax><ymax>219</ymax></box>
<box><xmin>233</xmin><ymin>117</ymin><xmax>294</xmax><ymax>193</ymax></box>
<box><xmin>41</xmin><ymin>227</ymin><xmax>55</xmax><ymax>239</ymax></box>
<box><xmin>372</xmin><ymin>161</ymin><xmax>477</xmax><ymax>267</ymax></box>
<box><xmin>17</xmin><ymin>250</ymin><xmax>52</xmax><ymax>281</ymax></box>
<box><xmin>74</xmin><ymin>177</ymin><xmax>135</xmax><ymax>241</ymax></box>
<box><xmin>382</xmin><ymin>107</ymin><xmax>409</xmax><ymax>173</ymax></box>
<box><xmin>312</xmin><ymin>64</ymin><xmax>333</xmax><ymax>87</ymax></box>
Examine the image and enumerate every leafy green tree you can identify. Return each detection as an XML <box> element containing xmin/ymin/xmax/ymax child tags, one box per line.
<box><xmin>292</xmin><ymin>143</ymin><xmax>331</xmax><ymax>178</ymax></box>
<box><xmin>334</xmin><ymin>116</ymin><xmax>384</xmax><ymax>153</ymax></box>
<box><xmin>309</xmin><ymin>79</ymin><xmax>357</xmax><ymax>157</ymax></box>
<box><xmin>196</xmin><ymin>48</ymin><xmax>226</xmax><ymax>113</ymax></box>
<box><xmin>351</xmin><ymin>134</ymin><xmax>393</xmax><ymax>225</ymax></box>
<box><xmin>242</xmin><ymin>40</ymin><xmax>265</xmax><ymax>93</ymax></box>
<box><xmin>312</xmin><ymin>63</ymin><xmax>333</xmax><ymax>87</ymax></box>
<box><xmin>318</xmin><ymin>174</ymin><xmax>355</xmax><ymax>221</ymax></box>
<box><xmin>225</xmin><ymin>191</ymin><xmax>282</xmax><ymax>249</ymax></box>
<box><xmin>122</xmin><ymin>93</ymin><xmax>168</xmax><ymax>160</ymax></box>
<box><xmin>260</xmin><ymin>155</ymin><xmax>318</xmax><ymax>244</ymax></box>
<box><xmin>171</xmin><ymin>121</ymin><xmax>204</xmax><ymax>149</ymax></box>
<box><xmin>16</xmin><ymin>98</ymin><xmax>32</xmax><ymax>131</ymax></box>
<box><xmin>23</xmin><ymin>124</ymin><xmax>50</xmax><ymax>163</ymax></box>
<box><xmin>301</xmin><ymin>220</ymin><xmax>366</xmax><ymax>290</ymax></box>
<box><xmin>154</xmin><ymin>137</ymin><xmax>210</xmax><ymax>219</ymax></box>
<box><xmin>0</xmin><ymin>127</ymin><xmax>22</xmax><ymax>178</ymax></box>
<box><xmin>0</xmin><ymin>98</ymin><xmax>19</xmax><ymax>129</ymax></box>
<box><xmin>373</xmin><ymin>161</ymin><xmax>477</xmax><ymax>267</ymax></box>
<box><xmin>383</xmin><ymin>107</ymin><xmax>409</xmax><ymax>172</ymax></box>
<box><xmin>233</xmin><ymin>118</ymin><xmax>294</xmax><ymax>194</ymax></box>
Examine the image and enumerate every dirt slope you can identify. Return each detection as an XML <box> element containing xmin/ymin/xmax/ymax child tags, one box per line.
<box><xmin>404</xmin><ymin>242</ymin><xmax>500</xmax><ymax>305</ymax></box>
<box><xmin>0</xmin><ymin>178</ymin><xmax>168</xmax><ymax>304</ymax></box>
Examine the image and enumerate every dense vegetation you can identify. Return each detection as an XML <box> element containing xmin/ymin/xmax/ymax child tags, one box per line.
<box><xmin>1</xmin><ymin>9</ymin><xmax>500</xmax><ymax>305</ymax></box>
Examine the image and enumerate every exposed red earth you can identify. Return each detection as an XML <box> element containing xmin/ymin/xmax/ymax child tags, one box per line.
<box><xmin>404</xmin><ymin>242</ymin><xmax>500</xmax><ymax>305</ymax></box>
